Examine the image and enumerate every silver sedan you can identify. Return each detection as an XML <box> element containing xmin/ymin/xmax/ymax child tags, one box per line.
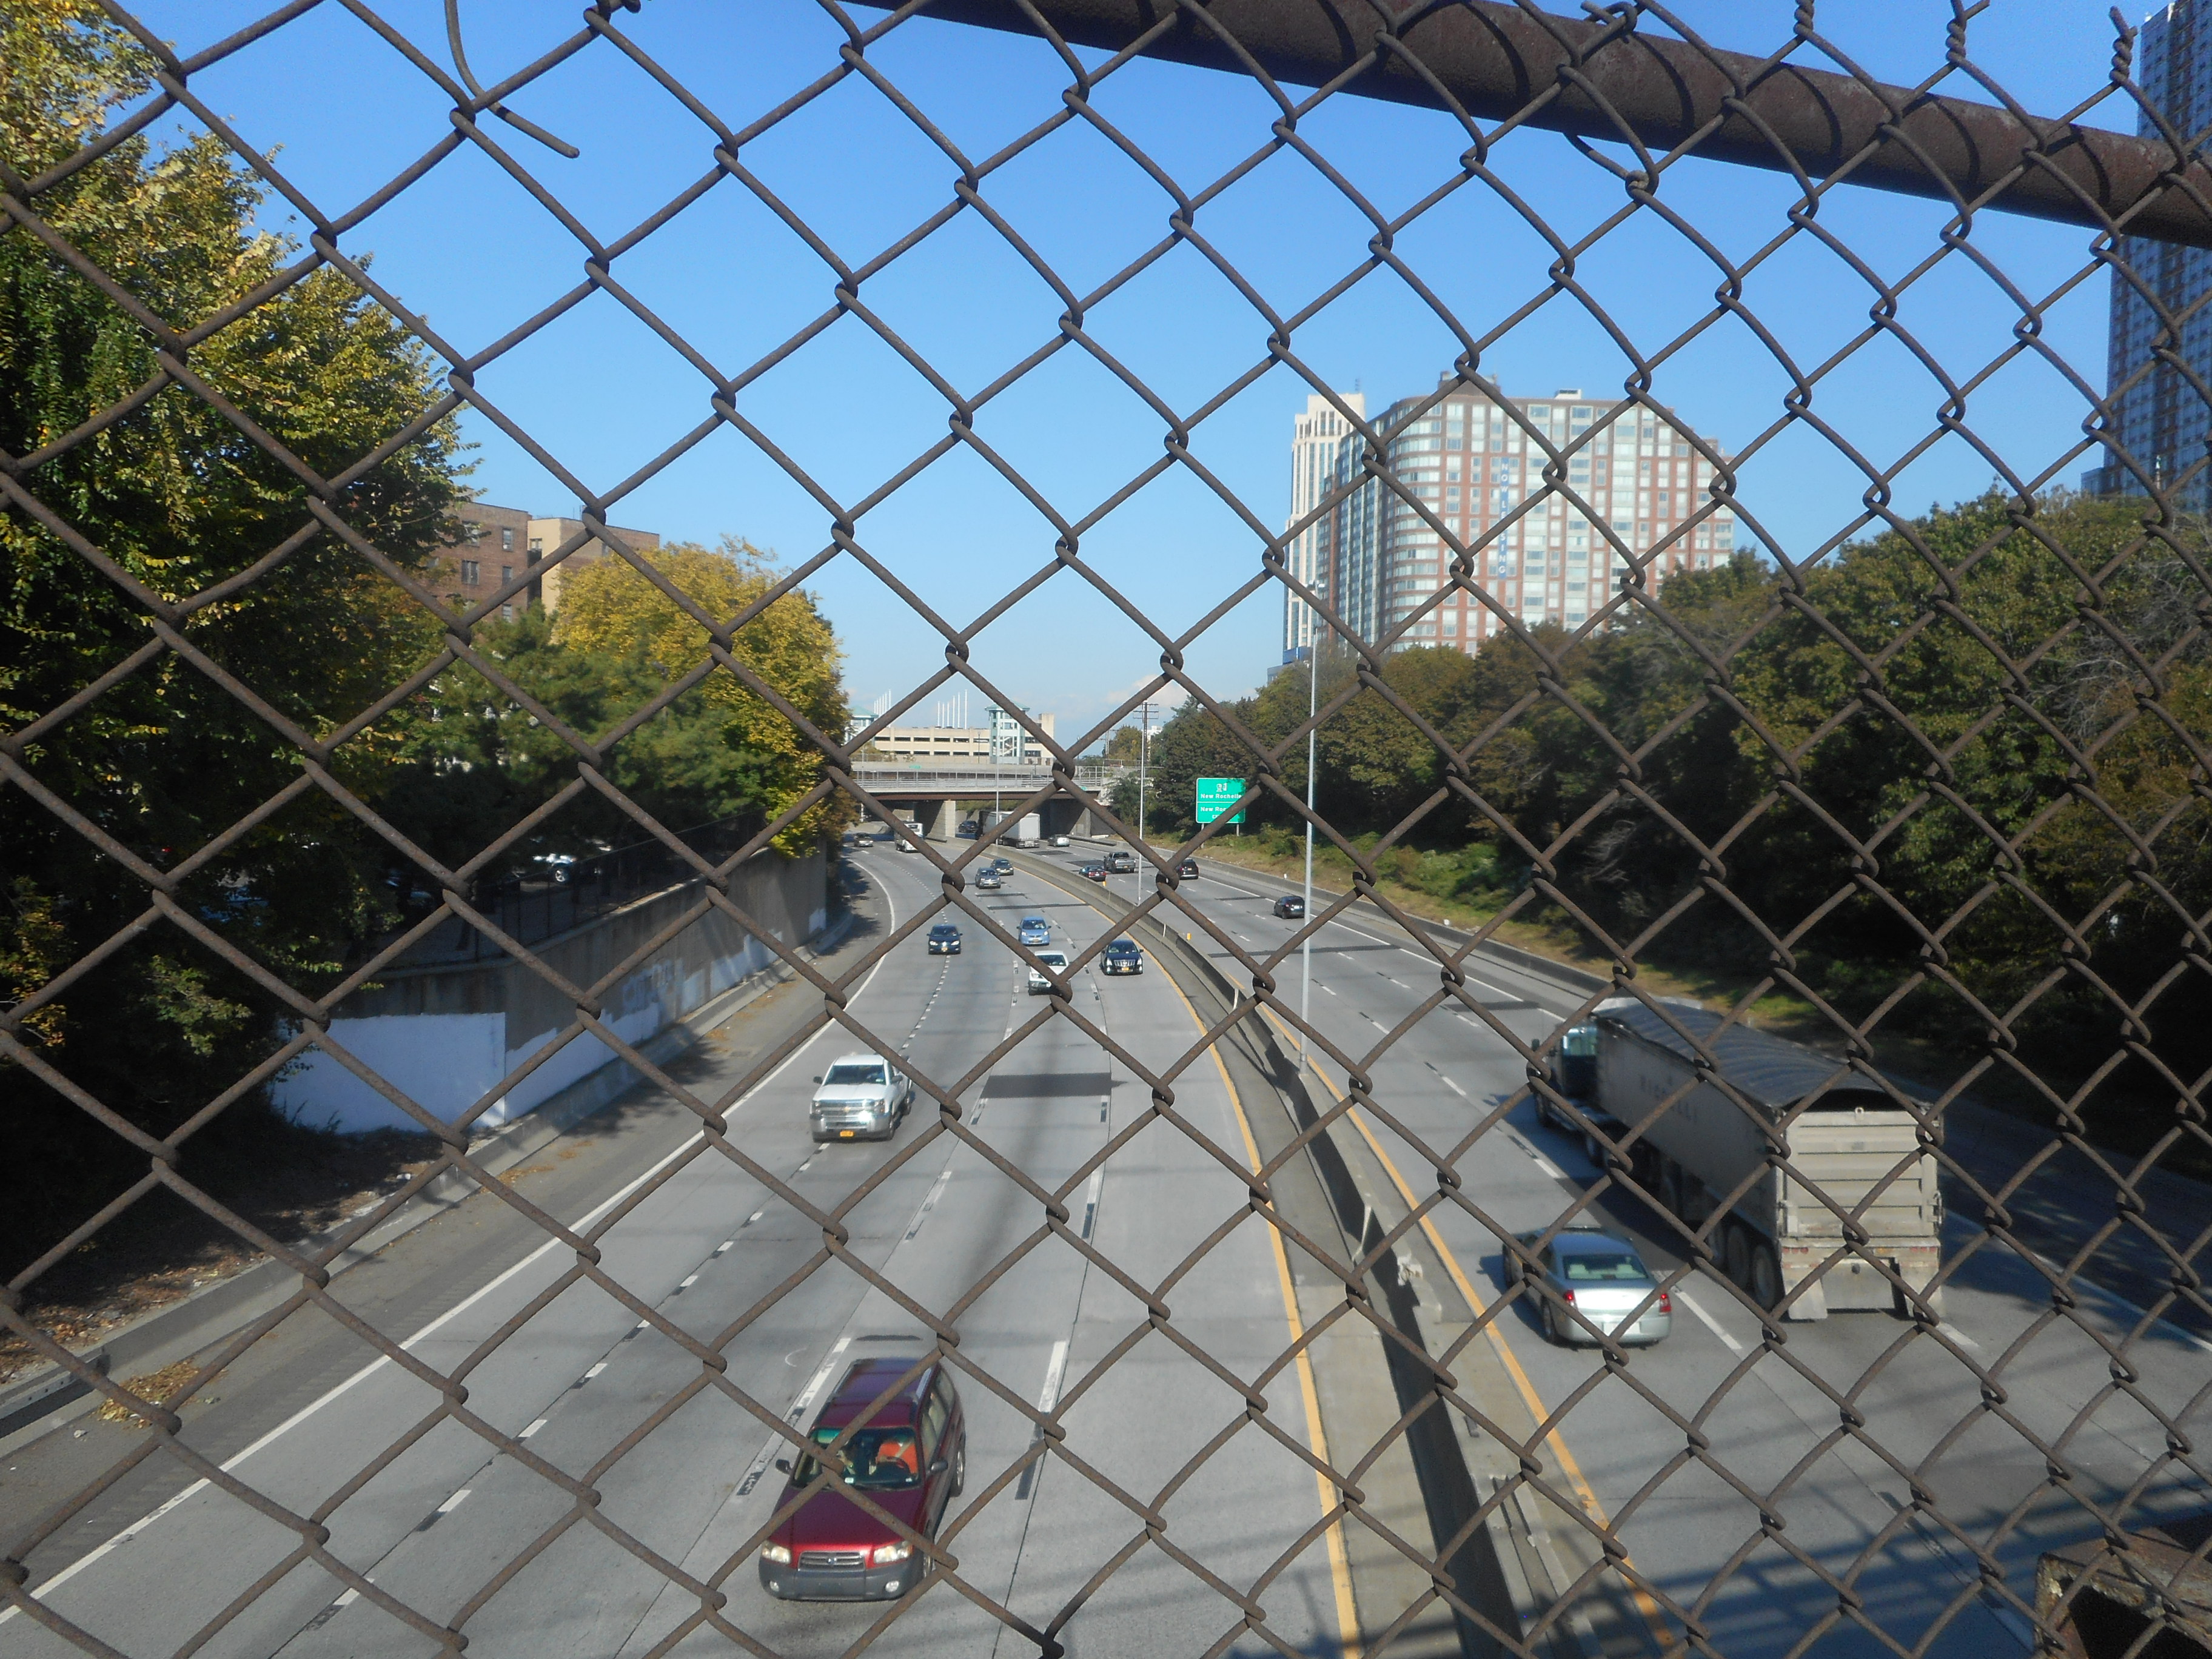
<box><xmin>1507</xmin><ymin>1224</ymin><xmax>1672</xmax><ymax>1347</ymax></box>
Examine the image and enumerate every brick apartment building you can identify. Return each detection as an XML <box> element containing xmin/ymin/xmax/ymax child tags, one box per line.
<box><xmin>431</xmin><ymin>505</ymin><xmax>662</xmax><ymax>617</ymax></box>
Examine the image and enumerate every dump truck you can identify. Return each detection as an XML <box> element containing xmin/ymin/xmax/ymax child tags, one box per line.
<box><xmin>1585</xmin><ymin>997</ymin><xmax>1944</xmax><ymax>1319</ymax></box>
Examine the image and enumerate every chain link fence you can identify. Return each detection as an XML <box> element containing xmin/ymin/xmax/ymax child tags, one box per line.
<box><xmin>5</xmin><ymin>2</ymin><xmax>2212</xmax><ymax>1657</ymax></box>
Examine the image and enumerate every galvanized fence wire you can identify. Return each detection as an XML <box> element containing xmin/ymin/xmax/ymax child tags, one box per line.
<box><xmin>4</xmin><ymin>1</ymin><xmax>2212</xmax><ymax>1655</ymax></box>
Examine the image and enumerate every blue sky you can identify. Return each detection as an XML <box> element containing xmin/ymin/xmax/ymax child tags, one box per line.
<box><xmin>126</xmin><ymin>0</ymin><xmax>2134</xmax><ymax>751</ymax></box>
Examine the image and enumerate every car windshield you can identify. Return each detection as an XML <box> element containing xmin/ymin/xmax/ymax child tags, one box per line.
<box><xmin>1561</xmin><ymin>1250</ymin><xmax>1649</xmax><ymax>1282</ymax></box>
<box><xmin>1109</xmin><ymin>940</ymin><xmax>1134</xmax><ymax>953</ymax></box>
<box><xmin>930</xmin><ymin>925</ymin><xmax>958</xmax><ymax>936</ymax></box>
<box><xmin>1022</xmin><ymin>918</ymin><xmax>1045</xmax><ymax>930</ymax></box>
<box><xmin>825</xmin><ymin>1063</ymin><xmax>886</xmax><ymax>1086</ymax></box>
<box><xmin>794</xmin><ymin>1426</ymin><xmax>922</xmax><ymax>1490</ymax></box>
<box><xmin>1036</xmin><ymin>953</ymin><xmax>1067</xmax><ymax>969</ymax></box>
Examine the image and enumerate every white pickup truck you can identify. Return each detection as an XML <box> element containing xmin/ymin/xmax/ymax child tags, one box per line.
<box><xmin>1586</xmin><ymin>997</ymin><xmax>1943</xmax><ymax>1319</ymax></box>
<box><xmin>809</xmin><ymin>1053</ymin><xmax>914</xmax><ymax>1142</ymax></box>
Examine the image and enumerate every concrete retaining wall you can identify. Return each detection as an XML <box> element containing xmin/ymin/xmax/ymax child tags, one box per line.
<box><xmin>273</xmin><ymin>850</ymin><xmax>825</xmax><ymax>1133</ymax></box>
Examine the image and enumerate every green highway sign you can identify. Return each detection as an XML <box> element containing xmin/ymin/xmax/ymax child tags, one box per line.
<box><xmin>1194</xmin><ymin>777</ymin><xmax>1247</xmax><ymax>824</ymax></box>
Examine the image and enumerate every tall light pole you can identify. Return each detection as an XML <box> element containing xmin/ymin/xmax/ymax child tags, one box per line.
<box><xmin>1134</xmin><ymin>701</ymin><xmax>1157</xmax><ymax>848</ymax></box>
<box><xmin>1301</xmin><ymin>646</ymin><xmax>1318</xmax><ymax>1060</ymax></box>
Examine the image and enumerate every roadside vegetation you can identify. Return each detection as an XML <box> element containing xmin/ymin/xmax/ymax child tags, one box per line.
<box><xmin>1</xmin><ymin>4</ymin><xmax>848</xmax><ymax>1308</ymax></box>
<box><xmin>1121</xmin><ymin>494</ymin><xmax>2212</xmax><ymax>1174</ymax></box>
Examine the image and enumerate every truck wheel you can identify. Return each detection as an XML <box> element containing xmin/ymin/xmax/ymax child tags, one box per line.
<box><xmin>1750</xmin><ymin>1243</ymin><xmax>1783</xmax><ymax>1312</ymax></box>
<box><xmin>1723</xmin><ymin>1224</ymin><xmax>1752</xmax><ymax>1290</ymax></box>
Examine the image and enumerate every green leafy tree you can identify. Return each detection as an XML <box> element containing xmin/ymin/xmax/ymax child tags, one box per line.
<box><xmin>3</xmin><ymin>0</ymin><xmax>468</xmax><ymax>1265</ymax></box>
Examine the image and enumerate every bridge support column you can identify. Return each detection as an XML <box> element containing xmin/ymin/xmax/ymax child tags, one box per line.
<box><xmin>927</xmin><ymin>798</ymin><xmax>961</xmax><ymax>842</ymax></box>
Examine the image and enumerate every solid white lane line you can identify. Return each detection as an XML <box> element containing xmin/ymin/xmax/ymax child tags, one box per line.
<box><xmin>8</xmin><ymin>866</ymin><xmax>918</xmax><ymax>1623</ymax></box>
<box><xmin>1673</xmin><ymin>1287</ymin><xmax>1743</xmax><ymax>1355</ymax></box>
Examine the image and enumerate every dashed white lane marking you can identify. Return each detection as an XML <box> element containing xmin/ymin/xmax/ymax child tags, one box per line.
<box><xmin>1938</xmin><ymin>1322</ymin><xmax>1980</xmax><ymax>1352</ymax></box>
<box><xmin>1321</xmin><ymin>982</ymin><xmax>1338</xmax><ymax>996</ymax></box>
<box><xmin>1016</xmin><ymin>1338</ymin><xmax>1074</xmax><ymax>1501</ymax></box>
<box><xmin>714</xmin><ymin>1239</ymin><xmax>734</xmax><ymax>1255</ymax></box>
<box><xmin>736</xmin><ymin>1336</ymin><xmax>853</xmax><ymax>1498</ymax></box>
<box><xmin>905</xmin><ymin>1166</ymin><xmax>955</xmax><ymax>1242</ymax></box>
<box><xmin>1080</xmin><ymin>1166</ymin><xmax>1104</xmax><ymax>1240</ymax></box>
<box><xmin>679</xmin><ymin>1273</ymin><xmax>699</xmax><ymax>1289</ymax></box>
<box><xmin>332</xmin><ymin>1587</ymin><xmax>361</xmax><ymax>1608</ymax></box>
<box><xmin>1503</xmin><ymin>1129</ymin><xmax>1566</xmax><ymax>1179</ymax></box>
<box><xmin>1439</xmin><ymin>1076</ymin><xmax>1467</xmax><ymax>1098</ymax></box>
<box><xmin>583</xmin><ymin>1362</ymin><xmax>607</xmax><ymax>1380</ymax></box>
<box><xmin>519</xmin><ymin>1418</ymin><xmax>548</xmax><ymax>1439</ymax></box>
<box><xmin>1673</xmin><ymin>1287</ymin><xmax>1743</xmax><ymax>1355</ymax></box>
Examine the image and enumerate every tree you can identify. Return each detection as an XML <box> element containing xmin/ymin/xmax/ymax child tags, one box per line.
<box><xmin>3</xmin><ymin>0</ymin><xmax>469</xmax><ymax>1266</ymax></box>
<box><xmin>551</xmin><ymin>538</ymin><xmax>851</xmax><ymax>854</ymax></box>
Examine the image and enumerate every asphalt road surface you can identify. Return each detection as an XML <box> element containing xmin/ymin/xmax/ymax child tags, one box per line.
<box><xmin>1050</xmin><ymin>843</ymin><xmax>2212</xmax><ymax>1659</ymax></box>
<box><xmin>1</xmin><ymin>850</ymin><xmax>1347</xmax><ymax>1659</ymax></box>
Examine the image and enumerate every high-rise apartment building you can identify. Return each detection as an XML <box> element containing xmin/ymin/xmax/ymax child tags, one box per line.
<box><xmin>1291</xmin><ymin>379</ymin><xmax>1732</xmax><ymax>655</ymax></box>
<box><xmin>1283</xmin><ymin>390</ymin><xmax>1365</xmax><ymax>661</ymax></box>
<box><xmin>2091</xmin><ymin>2</ymin><xmax>2212</xmax><ymax>510</ymax></box>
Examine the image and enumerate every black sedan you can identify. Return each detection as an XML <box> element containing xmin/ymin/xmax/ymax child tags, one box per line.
<box><xmin>927</xmin><ymin>923</ymin><xmax>962</xmax><ymax>954</ymax></box>
<box><xmin>1102</xmin><ymin>938</ymin><xmax>1143</xmax><ymax>974</ymax></box>
<box><xmin>1177</xmin><ymin>858</ymin><xmax>1200</xmax><ymax>880</ymax></box>
<box><xmin>1272</xmin><ymin>894</ymin><xmax>1305</xmax><ymax>919</ymax></box>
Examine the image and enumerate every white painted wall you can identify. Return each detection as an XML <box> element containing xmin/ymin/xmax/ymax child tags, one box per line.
<box><xmin>273</xmin><ymin>915</ymin><xmax>798</xmax><ymax>1135</ymax></box>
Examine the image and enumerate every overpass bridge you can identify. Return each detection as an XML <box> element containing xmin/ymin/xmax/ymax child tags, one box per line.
<box><xmin>842</xmin><ymin>763</ymin><xmax>1113</xmax><ymax>840</ymax></box>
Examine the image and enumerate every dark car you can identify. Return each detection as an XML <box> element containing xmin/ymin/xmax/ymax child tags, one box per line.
<box><xmin>1177</xmin><ymin>858</ymin><xmax>1200</xmax><ymax>880</ymax></box>
<box><xmin>1101</xmin><ymin>938</ymin><xmax>1143</xmax><ymax>975</ymax></box>
<box><xmin>759</xmin><ymin>1357</ymin><xmax>967</xmax><ymax>1601</ymax></box>
<box><xmin>990</xmin><ymin>857</ymin><xmax>1014</xmax><ymax>875</ymax></box>
<box><xmin>1079</xmin><ymin>863</ymin><xmax>1107</xmax><ymax>883</ymax></box>
<box><xmin>927</xmin><ymin>923</ymin><xmax>961</xmax><ymax>954</ymax></box>
<box><xmin>1272</xmin><ymin>894</ymin><xmax>1305</xmax><ymax>919</ymax></box>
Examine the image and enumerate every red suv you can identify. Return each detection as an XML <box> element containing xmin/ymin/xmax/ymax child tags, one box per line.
<box><xmin>758</xmin><ymin>1357</ymin><xmax>967</xmax><ymax>1601</ymax></box>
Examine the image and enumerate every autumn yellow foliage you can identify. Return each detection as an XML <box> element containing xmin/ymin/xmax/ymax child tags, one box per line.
<box><xmin>552</xmin><ymin>538</ymin><xmax>851</xmax><ymax>853</ymax></box>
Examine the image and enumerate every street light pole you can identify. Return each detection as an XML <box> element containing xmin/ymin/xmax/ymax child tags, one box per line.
<box><xmin>1136</xmin><ymin>701</ymin><xmax>1155</xmax><ymax>848</ymax></box>
<box><xmin>1301</xmin><ymin>646</ymin><xmax>1317</xmax><ymax>1060</ymax></box>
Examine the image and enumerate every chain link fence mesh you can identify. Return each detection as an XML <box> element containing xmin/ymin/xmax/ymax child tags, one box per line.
<box><xmin>5</xmin><ymin>2</ymin><xmax>2212</xmax><ymax>1657</ymax></box>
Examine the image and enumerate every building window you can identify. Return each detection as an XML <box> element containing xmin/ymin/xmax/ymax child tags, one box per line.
<box><xmin>501</xmin><ymin>603</ymin><xmax>515</xmax><ymax>622</ymax></box>
<box><xmin>459</xmin><ymin>559</ymin><xmax>480</xmax><ymax>585</ymax></box>
<box><xmin>501</xmin><ymin>528</ymin><xmax>515</xmax><ymax>551</ymax></box>
<box><xmin>501</xmin><ymin>566</ymin><xmax>512</xmax><ymax>585</ymax></box>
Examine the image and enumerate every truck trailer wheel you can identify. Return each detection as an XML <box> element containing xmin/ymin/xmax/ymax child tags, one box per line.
<box><xmin>1749</xmin><ymin>1242</ymin><xmax>1783</xmax><ymax>1312</ymax></box>
<box><xmin>1723</xmin><ymin>1224</ymin><xmax>1752</xmax><ymax>1290</ymax></box>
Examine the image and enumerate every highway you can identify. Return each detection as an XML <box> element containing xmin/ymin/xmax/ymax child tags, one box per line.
<box><xmin>1039</xmin><ymin>842</ymin><xmax>2212</xmax><ymax>1659</ymax></box>
<box><xmin>0</xmin><ymin>849</ymin><xmax>1348</xmax><ymax>1659</ymax></box>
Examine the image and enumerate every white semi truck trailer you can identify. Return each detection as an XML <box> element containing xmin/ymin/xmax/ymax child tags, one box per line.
<box><xmin>984</xmin><ymin>809</ymin><xmax>1042</xmax><ymax>846</ymax></box>
<box><xmin>1586</xmin><ymin>997</ymin><xmax>1944</xmax><ymax>1319</ymax></box>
